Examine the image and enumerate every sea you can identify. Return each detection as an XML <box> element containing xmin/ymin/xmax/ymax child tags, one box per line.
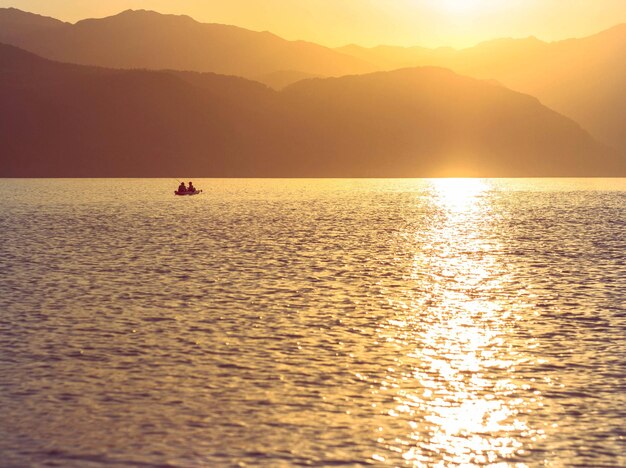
<box><xmin>0</xmin><ymin>178</ymin><xmax>625</xmax><ymax>467</ymax></box>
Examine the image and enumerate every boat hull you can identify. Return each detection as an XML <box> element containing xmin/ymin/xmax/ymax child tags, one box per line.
<box><xmin>174</xmin><ymin>190</ymin><xmax>202</xmax><ymax>196</ymax></box>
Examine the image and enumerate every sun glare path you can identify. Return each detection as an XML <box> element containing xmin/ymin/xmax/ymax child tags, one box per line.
<box><xmin>374</xmin><ymin>178</ymin><xmax>544</xmax><ymax>464</ymax></box>
<box><xmin>431</xmin><ymin>178</ymin><xmax>490</xmax><ymax>212</ymax></box>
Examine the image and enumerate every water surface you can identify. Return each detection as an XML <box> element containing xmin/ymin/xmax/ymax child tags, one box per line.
<box><xmin>1</xmin><ymin>179</ymin><xmax>625</xmax><ymax>467</ymax></box>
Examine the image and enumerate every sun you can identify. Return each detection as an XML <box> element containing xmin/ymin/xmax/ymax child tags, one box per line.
<box><xmin>442</xmin><ymin>0</ymin><xmax>482</xmax><ymax>14</ymax></box>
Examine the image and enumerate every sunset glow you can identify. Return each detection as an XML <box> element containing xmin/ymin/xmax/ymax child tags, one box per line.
<box><xmin>1</xmin><ymin>0</ymin><xmax>625</xmax><ymax>463</ymax></box>
<box><xmin>441</xmin><ymin>0</ymin><xmax>482</xmax><ymax>14</ymax></box>
<box><xmin>431</xmin><ymin>178</ymin><xmax>489</xmax><ymax>212</ymax></box>
<box><xmin>1</xmin><ymin>0</ymin><xmax>624</xmax><ymax>47</ymax></box>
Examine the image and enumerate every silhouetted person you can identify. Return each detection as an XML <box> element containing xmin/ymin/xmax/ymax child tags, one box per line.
<box><xmin>188</xmin><ymin>181</ymin><xmax>195</xmax><ymax>192</ymax></box>
<box><xmin>178</xmin><ymin>182</ymin><xmax>187</xmax><ymax>193</ymax></box>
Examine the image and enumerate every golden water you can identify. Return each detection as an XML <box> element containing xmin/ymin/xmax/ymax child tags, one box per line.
<box><xmin>1</xmin><ymin>179</ymin><xmax>624</xmax><ymax>466</ymax></box>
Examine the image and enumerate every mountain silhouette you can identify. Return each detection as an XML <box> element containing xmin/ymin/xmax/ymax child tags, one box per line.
<box><xmin>1</xmin><ymin>44</ymin><xmax>623</xmax><ymax>177</ymax></box>
<box><xmin>338</xmin><ymin>25</ymin><xmax>626</xmax><ymax>154</ymax></box>
<box><xmin>2</xmin><ymin>8</ymin><xmax>623</xmax><ymax>155</ymax></box>
<box><xmin>255</xmin><ymin>70</ymin><xmax>323</xmax><ymax>90</ymax></box>
<box><xmin>0</xmin><ymin>7</ymin><xmax>66</xmax><ymax>42</ymax></box>
<box><xmin>0</xmin><ymin>8</ymin><xmax>375</xmax><ymax>80</ymax></box>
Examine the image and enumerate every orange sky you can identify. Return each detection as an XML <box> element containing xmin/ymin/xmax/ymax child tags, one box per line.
<box><xmin>1</xmin><ymin>0</ymin><xmax>625</xmax><ymax>47</ymax></box>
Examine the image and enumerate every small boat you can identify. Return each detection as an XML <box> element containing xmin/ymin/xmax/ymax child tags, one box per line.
<box><xmin>174</xmin><ymin>189</ymin><xmax>203</xmax><ymax>196</ymax></box>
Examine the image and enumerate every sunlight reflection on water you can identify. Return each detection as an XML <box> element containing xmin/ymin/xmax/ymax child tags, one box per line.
<box><xmin>372</xmin><ymin>179</ymin><xmax>543</xmax><ymax>465</ymax></box>
<box><xmin>0</xmin><ymin>179</ymin><xmax>625</xmax><ymax>467</ymax></box>
<box><xmin>401</xmin><ymin>179</ymin><xmax>536</xmax><ymax>465</ymax></box>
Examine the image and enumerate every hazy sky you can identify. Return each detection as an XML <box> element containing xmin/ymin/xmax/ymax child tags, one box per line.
<box><xmin>1</xmin><ymin>0</ymin><xmax>625</xmax><ymax>47</ymax></box>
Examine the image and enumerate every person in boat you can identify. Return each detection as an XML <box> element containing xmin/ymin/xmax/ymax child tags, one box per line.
<box><xmin>187</xmin><ymin>181</ymin><xmax>196</xmax><ymax>193</ymax></box>
<box><xmin>178</xmin><ymin>182</ymin><xmax>187</xmax><ymax>193</ymax></box>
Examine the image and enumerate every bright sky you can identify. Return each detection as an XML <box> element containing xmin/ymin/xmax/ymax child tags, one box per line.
<box><xmin>1</xmin><ymin>0</ymin><xmax>625</xmax><ymax>48</ymax></box>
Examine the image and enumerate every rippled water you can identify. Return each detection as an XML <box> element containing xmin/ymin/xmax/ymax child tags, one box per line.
<box><xmin>1</xmin><ymin>179</ymin><xmax>625</xmax><ymax>467</ymax></box>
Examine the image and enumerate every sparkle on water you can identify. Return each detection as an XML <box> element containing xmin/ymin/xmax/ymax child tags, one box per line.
<box><xmin>386</xmin><ymin>179</ymin><xmax>533</xmax><ymax>465</ymax></box>
<box><xmin>0</xmin><ymin>178</ymin><xmax>625</xmax><ymax>467</ymax></box>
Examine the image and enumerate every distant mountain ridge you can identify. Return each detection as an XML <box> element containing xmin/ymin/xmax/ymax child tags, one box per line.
<box><xmin>0</xmin><ymin>7</ymin><xmax>66</xmax><ymax>40</ymax></box>
<box><xmin>1</xmin><ymin>43</ymin><xmax>623</xmax><ymax>177</ymax></box>
<box><xmin>0</xmin><ymin>8</ymin><xmax>376</xmax><ymax>79</ymax></box>
<box><xmin>1</xmin><ymin>8</ymin><xmax>622</xmax><ymax>155</ymax></box>
<box><xmin>337</xmin><ymin>25</ymin><xmax>626</xmax><ymax>154</ymax></box>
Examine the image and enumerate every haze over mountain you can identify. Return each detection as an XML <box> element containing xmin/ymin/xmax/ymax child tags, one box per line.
<box><xmin>1</xmin><ymin>7</ymin><xmax>623</xmax><ymax>157</ymax></box>
<box><xmin>0</xmin><ymin>8</ymin><xmax>375</xmax><ymax>80</ymax></box>
<box><xmin>338</xmin><ymin>25</ymin><xmax>626</xmax><ymax>154</ymax></box>
<box><xmin>2</xmin><ymin>43</ymin><xmax>623</xmax><ymax>177</ymax></box>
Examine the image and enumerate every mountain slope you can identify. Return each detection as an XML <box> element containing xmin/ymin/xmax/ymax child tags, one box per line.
<box><xmin>338</xmin><ymin>25</ymin><xmax>626</xmax><ymax>153</ymax></box>
<box><xmin>2</xmin><ymin>8</ymin><xmax>622</xmax><ymax>154</ymax></box>
<box><xmin>0</xmin><ymin>7</ymin><xmax>66</xmax><ymax>43</ymax></box>
<box><xmin>0</xmin><ymin>43</ymin><xmax>283</xmax><ymax>177</ymax></box>
<box><xmin>0</xmin><ymin>8</ymin><xmax>375</xmax><ymax>79</ymax></box>
<box><xmin>279</xmin><ymin>69</ymin><xmax>623</xmax><ymax>176</ymax></box>
<box><xmin>1</xmin><ymin>44</ymin><xmax>623</xmax><ymax>177</ymax></box>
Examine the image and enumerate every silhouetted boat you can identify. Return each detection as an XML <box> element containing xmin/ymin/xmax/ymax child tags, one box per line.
<box><xmin>174</xmin><ymin>190</ymin><xmax>202</xmax><ymax>196</ymax></box>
